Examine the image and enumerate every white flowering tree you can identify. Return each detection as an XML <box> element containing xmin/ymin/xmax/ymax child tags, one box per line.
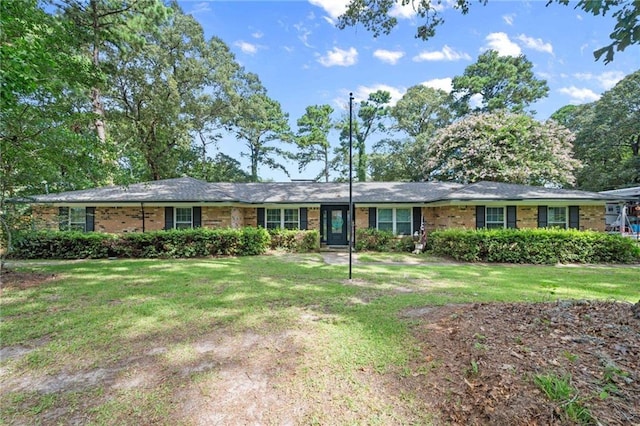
<box><xmin>422</xmin><ymin>111</ymin><xmax>581</xmax><ymax>186</ymax></box>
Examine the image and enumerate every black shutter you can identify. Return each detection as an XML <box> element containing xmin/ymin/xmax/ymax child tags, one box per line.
<box><xmin>368</xmin><ymin>208</ymin><xmax>376</xmax><ymax>228</ymax></box>
<box><xmin>506</xmin><ymin>206</ymin><xmax>517</xmax><ymax>229</ymax></box>
<box><xmin>59</xmin><ymin>207</ymin><xmax>69</xmax><ymax>231</ymax></box>
<box><xmin>193</xmin><ymin>207</ymin><xmax>202</xmax><ymax>228</ymax></box>
<box><xmin>257</xmin><ymin>208</ymin><xmax>265</xmax><ymax>227</ymax></box>
<box><xmin>569</xmin><ymin>206</ymin><xmax>579</xmax><ymax>229</ymax></box>
<box><xmin>412</xmin><ymin>207</ymin><xmax>421</xmax><ymax>235</ymax></box>
<box><xmin>299</xmin><ymin>208</ymin><xmax>308</xmax><ymax>230</ymax></box>
<box><xmin>538</xmin><ymin>206</ymin><xmax>548</xmax><ymax>228</ymax></box>
<box><xmin>475</xmin><ymin>205</ymin><xmax>485</xmax><ymax>229</ymax></box>
<box><xmin>86</xmin><ymin>207</ymin><xmax>95</xmax><ymax>232</ymax></box>
<box><xmin>164</xmin><ymin>207</ymin><xmax>173</xmax><ymax>230</ymax></box>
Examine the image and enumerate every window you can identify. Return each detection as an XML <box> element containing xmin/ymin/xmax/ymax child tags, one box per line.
<box><xmin>548</xmin><ymin>207</ymin><xmax>567</xmax><ymax>228</ymax></box>
<box><xmin>175</xmin><ymin>207</ymin><xmax>193</xmax><ymax>229</ymax></box>
<box><xmin>266</xmin><ymin>208</ymin><xmax>299</xmax><ymax>230</ymax></box>
<box><xmin>377</xmin><ymin>208</ymin><xmax>411</xmax><ymax>236</ymax></box>
<box><xmin>69</xmin><ymin>207</ymin><xmax>86</xmax><ymax>231</ymax></box>
<box><xmin>486</xmin><ymin>207</ymin><xmax>505</xmax><ymax>229</ymax></box>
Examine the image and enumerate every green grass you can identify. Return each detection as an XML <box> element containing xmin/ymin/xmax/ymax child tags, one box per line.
<box><xmin>1</xmin><ymin>254</ymin><xmax>637</xmax><ymax>424</ymax></box>
<box><xmin>534</xmin><ymin>373</ymin><xmax>593</xmax><ymax>424</ymax></box>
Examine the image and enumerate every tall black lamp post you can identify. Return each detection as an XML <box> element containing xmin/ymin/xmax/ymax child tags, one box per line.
<box><xmin>349</xmin><ymin>93</ymin><xmax>354</xmax><ymax>280</ymax></box>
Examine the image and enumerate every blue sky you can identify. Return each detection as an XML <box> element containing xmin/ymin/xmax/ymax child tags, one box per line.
<box><xmin>178</xmin><ymin>0</ymin><xmax>640</xmax><ymax>181</ymax></box>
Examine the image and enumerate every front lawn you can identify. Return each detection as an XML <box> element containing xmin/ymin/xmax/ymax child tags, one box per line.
<box><xmin>1</xmin><ymin>254</ymin><xmax>638</xmax><ymax>424</ymax></box>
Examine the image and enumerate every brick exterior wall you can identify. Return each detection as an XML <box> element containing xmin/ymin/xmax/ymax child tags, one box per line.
<box><xmin>423</xmin><ymin>205</ymin><xmax>476</xmax><ymax>230</ymax></box>
<box><xmin>30</xmin><ymin>203</ymin><xmax>606</xmax><ymax>233</ymax></box>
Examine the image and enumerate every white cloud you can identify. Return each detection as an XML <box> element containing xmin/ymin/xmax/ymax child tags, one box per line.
<box><xmin>354</xmin><ymin>84</ymin><xmax>405</xmax><ymax>106</ymax></box>
<box><xmin>294</xmin><ymin>22</ymin><xmax>313</xmax><ymax>48</ymax></box>
<box><xmin>469</xmin><ymin>93</ymin><xmax>484</xmax><ymax>110</ymax></box>
<box><xmin>574</xmin><ymin>71</ymin><xmax>625</xmax><ymax>90</ymax></box>
<box><xmin>502</xmin><ymin>14</ymin><xmax>515</xmax><ymax>26</ymax></box>
<box><xmin>558</xmin><ymin>86</ymin><xmax>600</xmax><ymax>103</ymax></box>
<box><xmin>373</xmin><ymin>49</ymin><xmax>405</xmax><ymax>65</ymax></box>
<box><xmin>516</xmin><ymin>34</ymin><xmax>553</xmax><ymax>54</ymax></box>
<box><xmin>308</xmin><ymin>0</ymin><xmax>348</xmax><ymax>23</ymax></box>
<box><xmin>421</xmin><ymin>78</ymin><xmax>453</xmax><ymax>93</ymax></box>
<box><xmin>389</xmin><ymin>2</ymin><xmax>417</xmax><ymax>19</ymax></box>
<box><xmin>484</xmin><ymin>32</ymin><xmax>521</xmax><ymax>56</ymax></box>
<box><xmin>234</xmin><ymin>41</ymin><xmax>258</xmax><ymax>55</ymax></box>
<box><xmin>252</xmin><ymin>31</ymin><xmax>264</xmax><ymax>39</ymax></box>
<box><xmin>413</xmin><ymin>45</ymin><xmax>471</xmax><ymax>62</ymax></box>
<box><xmin>318</xmin><ymin>46</ymin><xmax>358</xmax><ymax>67</ymax></box>
<box><xmin>186</xmin><ymin>2</ymin><xmax>212</xmax><ymax>16</ymax></box>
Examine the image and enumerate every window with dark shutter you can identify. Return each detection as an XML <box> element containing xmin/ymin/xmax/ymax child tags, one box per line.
<box><xmin>368</xmin><ymin>208</ymin><xmax>376</xmax><ymax>228</ymax></box>
<box><xmin>299</xmin><ymin>208</ymin><xmax>308</xmax><ymax>230</ymax></box>
<box><xmin>413</xmin><ymin>207</ymin><xmax>421</xmax><ymax>235</ymax></box>
<box><xmin>193</xmin><ymin>207</ymin><xmax>202</xmax><ymax>228</ymax></box>
<box><xmin>538</xmin><ymin>206</ymin><xmax>548</xmax><ymax>228</ymax></box>
<box><xmin>569</xmin><ymin>206</ymin><xmax>579</xmax><ymax>229</ymax></box>
<box><xmin>475</xmin><ymin>205</ymin><xmax>485</xmax><ymax>229</ymax></box>
<box><xmin>257</xmin><ymin>208</ymin><xmax>265</xmax><ymax>227</ymax></box>
<box><xmin>164</xmin><ymin>207</ymin><xmax>174</xmax><ymax>230</ymax></box>
<box><xmin>86</xmin><ymin>207</ymin><xmax>96</xmax><ymax>232</ymax></box>
<box><xmin>59</xmin><ymin>207</ymin><xmax>69</xmax><ymax>231</ymax></box>
<box><xmin>506</xmin><ymin>206</ymin><xmax>517</xmax><ymax>229</ymax></box>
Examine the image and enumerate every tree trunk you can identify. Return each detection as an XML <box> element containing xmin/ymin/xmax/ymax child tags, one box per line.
<box><xmin>90</xmin><ymin>0</ymin><xmax>107</xmax><ymax>145</ymax></box>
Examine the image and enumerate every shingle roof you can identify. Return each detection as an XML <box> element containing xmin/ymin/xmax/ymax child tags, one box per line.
<box><xmin>443</xmin><ymin>181</ymin><xmax>615</xmax><ymax>201</ymax></box>
<box><xmin>20</xmin><ymin>177</ymin><xmax>617</xmax><ymax>204</ymax></box>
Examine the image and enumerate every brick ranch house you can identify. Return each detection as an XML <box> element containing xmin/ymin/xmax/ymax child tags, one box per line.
<box><xmin>24</xmin><ymin>177</ymin><xmax>619</xmax><ymax>246</ymax></box>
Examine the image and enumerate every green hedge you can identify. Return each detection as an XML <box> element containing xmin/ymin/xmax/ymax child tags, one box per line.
<box><xmin>10</xmin><ymin>227</ymin><xmax>271</xmax><ymax>259</ymax></box>
<box><xmin>268</xmin><ymin>229</ymin><xmax>320</xmax><ymax>252</ymax></box>
<box><xmin>355</xmin><ymin>228</ymin><xmax>414</xmax><ymax>252</ymax></box>
<box><xmin>427</xmin><ymin>228</ymin><xmax>640</xmax><ymax>264</ymax></box>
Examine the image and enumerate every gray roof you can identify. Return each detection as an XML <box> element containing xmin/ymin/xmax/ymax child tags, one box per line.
<box><xmin>600</xmin><ymin>186</ymin><xmax>640</xmax><ymax>199</ymax></box>
<box><xmin>443</xmin><ymin>181</ymin><xmax>615</xmax><ymax>201</ymax></box>
<box><xmin>20</xmin><ymin>177</ymin><xmax>617</xmax><ymax>204</ymax></box>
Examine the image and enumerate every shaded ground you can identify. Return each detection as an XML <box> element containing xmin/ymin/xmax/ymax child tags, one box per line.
<box><xmin>1</xmin><ymin>267</ymin><xmax>639</xmax><ymax>425</ymax></box>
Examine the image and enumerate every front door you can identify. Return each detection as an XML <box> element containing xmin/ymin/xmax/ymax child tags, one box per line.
<box><xmin>323</xmin><ymin>206</ymin><xmax>349</xmax><ymax>245</ymax></box>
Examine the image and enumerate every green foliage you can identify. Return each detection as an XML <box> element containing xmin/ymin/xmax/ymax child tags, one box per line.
<box><xmin>268</xmin><ymin>229</ymin><xmax>320</xmax><ymax>252</ymax></box>
<box><xmin>422</xmin><ymin>111</ymin><xmax>581</xmax><ymax>186</ymax></box>
<box><xmin>337</xmin><ymin>0</ymin><xmax>639</xmax><ymax>63</ymax></box>
<box><xmin>428</xmin><ymin>228</ymin><xmax>640</xmax><ymax>264</ymax></box>
<box><xmin>534</xmin><ymin>373</ymin><xmax>593</xmax><ymax>424</ymax></box>
<box><xmin>355</xmin><ymin>228</ymin><xmax>412</xmax><ymax>252</ymax></box>
<box><xmin>451</xmin><ymin>50</ymin><xmax>549</xmax><ymax>116</ymax></box>
<box><xmin>295</xmin><ymin>104</ymin><xmax>334</xmax><ymax>182</ymax></box>
<box><xmin>10</xmin><ymin>227</ymin><xmax>271</xmax><ymax>259</ymax></box>
<box><xmin>553</xmin><ymin>70</ymin><xmax>639</xmax><ymax>191</ymax></box>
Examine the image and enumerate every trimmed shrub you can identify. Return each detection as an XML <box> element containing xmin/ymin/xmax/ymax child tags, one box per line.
<box><xmin>10</xmin><ymin>227</ymin><xmax>271</xmax><ymax>259</ymax></box>
<box><xmin>355</xmin><ymin>228</ymin><xmax>413</xmax><ymax>252</ymax></box>
<box><xmin>268</xmin><ymin>229</ymin><xmax>320</xmax><ymax>252</ymax></box>
<box><xmin>428</xmin><ymin>228</ymin><xmax>640</xmax><ymax>264</ymax></box>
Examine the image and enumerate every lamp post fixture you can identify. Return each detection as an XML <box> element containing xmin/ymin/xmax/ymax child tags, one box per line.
<box><xmin>349</xmin><ymin>92</ymin><xmax>354</xmax><ymax>280</ymax></box>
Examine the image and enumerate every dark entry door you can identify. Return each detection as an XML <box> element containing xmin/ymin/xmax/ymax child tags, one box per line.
<box><xmin>325</xmin><ymin>206</ymin><xmax>348</xmax><ymax>245</ymax></box>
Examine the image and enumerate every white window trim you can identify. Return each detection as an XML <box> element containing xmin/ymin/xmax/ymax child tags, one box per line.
<box><xmin>548</xmin><ymin>206</ymin><xmax>568</xmax><ymax>228</ymax></box>
<box><xmin>485</xmin><ymin>206</ymin><xmax>506</xmax><ymax>229</ymax></box>
<box><xmin>377</xmin><ymin>207</ymin><xmax>412</xmax><ymax>236</ymax></box>
<box><xmin>69</xmin><ymin>207</ymin><xmax>86</xmax><ymax>232</ymax></box>
<box><xmin>266</xmin><ymin>208</ymin><xmax>299</xmax><ymax>230</ymax></box>
<box><xmin>175</xmin><ymin>207</ymin><xmax>193</xmax><ymax>229</ymax></box>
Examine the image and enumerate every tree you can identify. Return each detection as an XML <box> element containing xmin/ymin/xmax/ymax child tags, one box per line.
<box><xmin>105</xmin><ymin>5</ymin><xmax>243</xmax><ymax>181</ymax></box>
<box><xmin>553</xmin><ymin>70</ymin><xmax>640</xmax><ymax>190</ymax></box>
<box><xmin>337</xmin><ymin>0</ymin><xmax>639</xmax><ymax>63</ymax></box>
<box><xmin>1</xmin><ymin>0</ymin><xmax>108</xmax><ymax>203</ymax></box>
<box><xmin>57</xmin><ymin>0</ymin><xmax>169</xmax><ymax>147</ymax></box>
<box><xmin>450</xmin><ymin>50</ymin><xmax>549</xmax><ymax>116</ymax></box>
<box><xmin>334</xmin><ymin>90</ymin><xmax>391</xmax><ymax>181</ymax></box>
<box><xmin>421</xmin><ymin>111</ymin><xmax>581</xmax><ymax>186</ymax></box>
<box><xmin>295</xmin><ymin>105</ymin><xmax>334</xmax><ymax>182</ymax></box>
<box><xmin>368</xmin><ymin>138</ymin><xmax>426</xmax><ymax>181</ymax></box>
<box><xmin>232</xmin><ymin>90</ymin><xmax>293</xmax><ymax>182</ymax></box>
<box><xmin>391</xmin><ymin>85</ymin><xmax>453</xmax><ymax>138</ymax></box>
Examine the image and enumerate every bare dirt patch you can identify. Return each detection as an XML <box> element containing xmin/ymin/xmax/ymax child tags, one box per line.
<box><xmin>0</xmin><ymin>269</ymin><xmax>58</xmax><ymax>291</ymax></box>
<box><xmin>1</xmin><ymin>270</ymin><xmax>639</xmax><ymax>424</ymax></box>
<box><xmin>404</xmin><ymin>300</ymin><xmax>640</xmax><ymax>425</ymax></box>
